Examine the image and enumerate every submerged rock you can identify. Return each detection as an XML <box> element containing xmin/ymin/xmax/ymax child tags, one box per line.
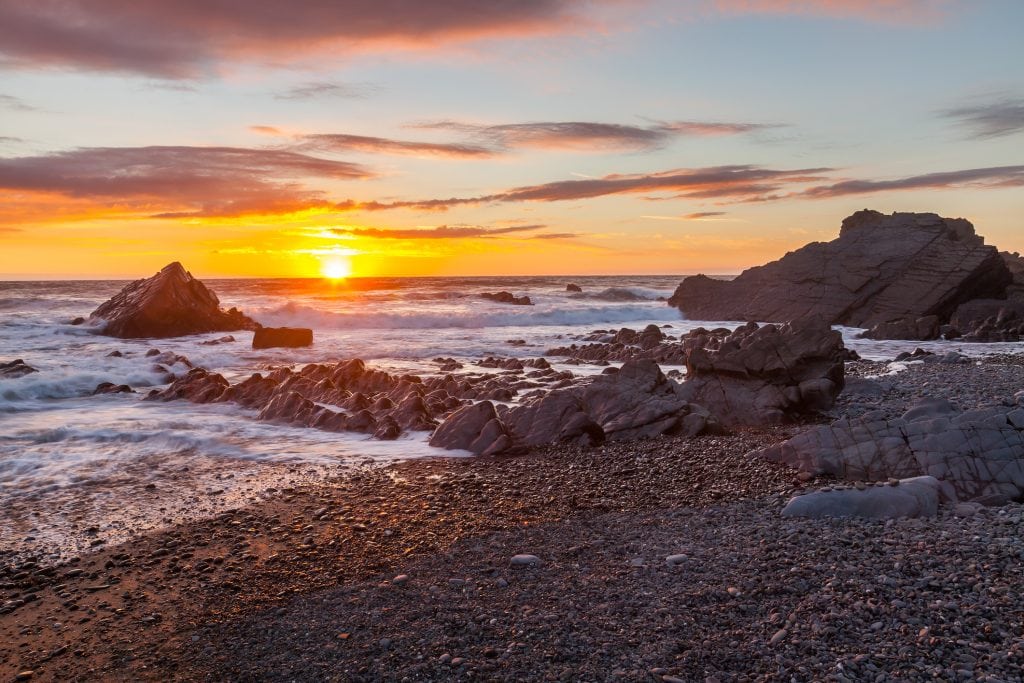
<box><xmin>0</xmin><ymin>359</ymin><xmax>38</xmax><ymax>379</ymax></box>
<box><xmin>252</xmin><ymin>327</ymin><xmax>313</xmax><ymax>349</ymax></box>
<box><xmin>481</xmin><ymin>291</ymin><xmax>532</xmax><ymax>306</ymax></box>
<box><xmin>89</xmin><ymin>262</ymin><xmax>256</xmax><ymax>339</ymax></box>
<box><xmin>668</xmin><ymin>210</ymin><xmax>1011</xmax><ymax>329</ymax></box>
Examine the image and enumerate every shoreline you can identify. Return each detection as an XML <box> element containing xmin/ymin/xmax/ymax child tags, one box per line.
<box><xmin>3</xmin><ymin>356</ymin><xmax>1024</xmax><ymax>680</ymax></box>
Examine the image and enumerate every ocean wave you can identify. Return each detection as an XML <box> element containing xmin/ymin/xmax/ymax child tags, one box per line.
<box><xmin>252</xmin><ymin>300</ymin><xmax>681</xmax><ymax>330</ymax></box>
<box><xmin>569</xmin><ymin>286</ymin><xmax>671</xmax><ymax>302</ymax></box>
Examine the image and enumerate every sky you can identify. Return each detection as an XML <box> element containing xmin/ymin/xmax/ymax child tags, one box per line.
<box><xmin>0</xmin><ymin>0</ymin><xmax>1022</xmax><ymax>279</ymax></box>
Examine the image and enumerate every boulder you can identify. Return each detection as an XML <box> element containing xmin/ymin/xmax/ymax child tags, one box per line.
<box><xmin>781</xmin><ymin>476</ymin><xmax>949</xmax><ymax>520</ymax></box>
<box><xmin>565</xmin><ymin>283</ymin><xmax>583</xmax><ymax>293</ymax></box>
<box><xmin>677</xmin><ymin>318</ymin><xmax>845</xmax><ymax>426</ymax></box>
<box><xmin>429</xmin><ymin>401</ymin><xmax>512</xmax><ymax>455</ymax></box>
<box><xmin>481</xmin><ymin>291</ymin><xmax>532</xmax><ymax>306</ymax></box>
<box><xmin>859</xmin><ymin>315</ymin><xmax>941</xmax><ymax>341</ymax></box>
<box><xmin>252</xmin><ymin>327</ymin><xmax>313</xmax><ymax>349</ymax></box>
<box><xmin>90</xmin><ymin>262</ymin><xmax>256</xmax><ymax>339</ymax></box>
<box><xmin>754</xmin><ymin>399</ymin><xmax>1024</xmax><ymax>502</ymax></box>
<box><xmin>668</xmin><ymin>211</ymin><xmax>1011</xmax><ymax>328</ymax></box>
<box><xmin>0</xmin><ymin>359</ymin><xmax>38</xmax><ymax>379</ymax></box>
<box><xmin>92</xmin><ymin>382</ymin><xmax>134</xmax><ymax>395</ymax></box>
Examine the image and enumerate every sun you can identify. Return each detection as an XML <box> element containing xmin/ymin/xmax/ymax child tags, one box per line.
<box><xmin>321</xmin><ymin>257</ymin><xmax>352</xmax><ymax>280</ymax></box>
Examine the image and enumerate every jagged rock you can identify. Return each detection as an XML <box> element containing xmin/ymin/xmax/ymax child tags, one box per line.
<box><xmin>429</xmin><ymin>401</ymin><xmax>512</xmax><ymax>455</ymax></box>
<box><xmin>90</xmin><ymin>262</ymin><xmax>256</xmax><ymax>338</ymax></box>
<box><xmin>252</xmin><ymin>327</ymin><xmax>313</xmax><ymax>349</ymax></box>
<box><xmin>677</xmin><ymin>318</ymin><xmax>845</xmax><ymax>426</ymax></box>
<box><xmin>0</xmin><ymin>359</ymin><xmax>38</xmax><ymax>379</ymax></box>
<box><xmin>754</xmin><ymin>399</ymin><xmax>1024</xmax><ymax>502</ymax></box>
<box><xmin>949</xmin><ymin>299</ymin><xmax>1024</xmax><ymax>342</ymax></box>
<box><xmin>781</xmin><ymin>476</ymin><xmax>950</xmax><ymax>519</ymax></box>
<box><xmin>668</xmin><ymin>211</ymin><xmax>1011</xmax><ymax>328</ymax></box>
<box><xmin>481</xmin><ymin>291</ymin><xmax>532</xmax><ymax>306</ymax></box>
<box><xmin>201</xmin><ymin>335</ymin><xmax>236</xmax><ymax>346</ymax></box>
<box><xmin>565</xmin><ymin>283</ymin><xmax>583</xmax><ymax>293</ymax></box>
<box><xmin>432</xmin><ymin>359</ymin><xmax>714</xmax><ymax>455</ymax></box>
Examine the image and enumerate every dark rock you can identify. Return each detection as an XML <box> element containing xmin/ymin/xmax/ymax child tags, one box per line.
<box><xmin>481</xmin><ymin>291</ymin><xmax>533</xmax><ymax>306</ymax></box>
<box><xmin>0</xmin><ymin>359</ymin><xmax>38</xmax><ymax>379</ymax></box>
<box><xmin>252</xmin><ymin>327</ymin><xmax>313</xmax><ymax>349</ymax></box>
<box><xmin>201</xmin><ymin>335</ymin><xmax>236</xmax><ymax>346</ymax></box>
<box><xmin>90</xmin><ymin>262</ymin><xmax>257</xmax><ymax>338</ymax></box>
<box><xmin>754</xmin><ymin>399</ymin><xmax>1024</xmax><ymax>502</ymax></box>
<box><xmin>70</xmin><ymin>317</ymin><xmax>85</xmax><ymax>325</ymax></box>
<box><xmin>678</xmin><ymin>318</ymin><xmax>845</xmax><ymax>426</ymax></box>
<box><xmin>860</xmin><ymin>315</ymin><xmax>941</xmax><ymax>341</ymax></box>
<box><xmin>92</xmin><ymin>382</ymin><xmax>134</xmax><ymax>395</ymax></box>
<box><xmin>781</xmin><ymin>476</ymin><xmax>949</xmax><ymax>520</ymax></box>
<box><xmin>565</xmin><ymin>283</ymin><xmax>583</xmax><ymax>293</ymax></box>
<box><xmin>106</xmin><ymin>350</ymin><xmax>123</xmax><ymax>358</ymax></box>
<box><xmin>668</xmin><ymin>211</ymin><xmax>1011</xmax><ymax>328</ymax></box>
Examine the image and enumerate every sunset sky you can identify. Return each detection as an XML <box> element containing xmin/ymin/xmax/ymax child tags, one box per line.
<box><xmin>1</xmin><ymin>0</ymin><xmax>1022</xmax><ymax>278</ymax></box>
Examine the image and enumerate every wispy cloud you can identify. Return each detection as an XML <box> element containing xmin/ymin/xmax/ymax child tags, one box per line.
<box><xmin>363</xmin><ymin>165</ymin><xmax>831</xmax><ymax>210</ymax></box>
<box><xmin>709</xmin><ymin>0</ymin><xmax>953</xmax><ymax>24</ymax></box>
<box><xmin>0</xmin><ymin>94</ymin><xmax>36</xmax><ymax>112</ymax></box>
<box><xmin>0</xmin><ymin>145</ymin><xmax>371</xmax><ymax>219</ymax></box>
<box><xmin>798</xmin><ymin>165</ymin><xmax>1024</xmax><ymax>198</ymax></box>
<box><xmin>412</xmin><ymin>119</ymin><xmax>777</xmax><ymax>152</ymax></box>
<box><xmin>301</xmin><ymin>133</ymin><xmax>495</xmax><ymax>159</ymax></box>
<box><xmin>0</xmin><ymin>1</ymin><xmax>612</xmax><ymax>78</ymax></box>
<box><xmin>275</xmin><ymin>81</ymin><xmax>379</xmax><ymax>101</ymax></box>
<box><xmin>329</xmin><ymin>224</ymin><xmax>550</xmax><ymax>239</ymax></box>
<box><xmin>941</xmin><ymin>97</ymin><xmax>1024</xmax><ymax>139</ymax></box>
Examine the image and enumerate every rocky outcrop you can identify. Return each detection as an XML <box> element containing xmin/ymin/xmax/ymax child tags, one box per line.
<box><xmin>252</xmin><ymin>327</ymin><xmax>313</xmax><ymax>349</ymax></box>
<box><xmin>947</xmin><ymin>299</ymin><xmax>1024</xmax><ymax>342</ymax></box>
<box><xmin>90</xmin><ymin>262</ymin><xmax>256</xmax><ymax>339</ymax></box>
<box><xmin>0</xmin><ymin>359</ymin><xmax>37</xmax><ymax>379</ymax></box>
<box><xmin>754</xmin><ymin>398</ymin><xmax>1024</xmax><ymax>503</ymax></box>
<box><xmin>430</xmin><ymin>359</ymin><xmax>716</xmax><ymax>455</ymax></box>
<box><xmin>546</xmin><ymin>325</ymin><xmax>689</xmax><ymax>365</ymax></box>
<box><xmin>481</xmin><ymin>292</ymin><xmax>532</xmax><ymax>306</ymax></box>
<box><xmin>565</xmin><ymin>283</ymin><xmax>583</xmax><ymax>293</ymax></box>
<box><xmin>668</xmin><ymin>211</ymin><xmax>1011</xmax><ymax>330</ymax></box>
<box><xmin>677</xmin><ymin>318</ymin><xmax>845</xmax><ymax>426</ymax></box>
<box><xmin>860</xmin><ymin>315</ymin><xmax>941</xmax><ymax>341</ymax></box>
<box><xmin>781</xmin><ymin>476</ymin><xmax>950</xmax><ymax>520</ymax></box>
<box><xmin>146</xmin><ymin>357</ymin><xmax>576</xmax><ymax>442</ymax></box>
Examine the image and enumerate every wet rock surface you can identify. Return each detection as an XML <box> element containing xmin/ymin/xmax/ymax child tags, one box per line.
<box><xmin>669</xmin><ymin>210</ymin><xmax>1012</xmax><ymax>332</ymax></box>
<box><xmin>480</xmin><ymin>291</ymin><xmax>532</xmax><ymax>306</ymax></box>
<box><xmin>252</xmin><ymin>327</ymin><xmax>313</xmax><ymax>349</ymax></box>
<box><xmin>0</xmin><ymin>359</ymin><xmax>38</xmax><ymax>379</ymax></box>
<box><xmin>89</xmin><ymin>262</ymin><xmax>256</xmax><ymax>339</ymax></box>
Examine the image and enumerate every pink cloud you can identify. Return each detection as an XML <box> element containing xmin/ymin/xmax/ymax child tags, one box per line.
<box><xmin>0</xmin><ymin>1</ymin><xmax>612</xmax><ymax>78</ymax></box>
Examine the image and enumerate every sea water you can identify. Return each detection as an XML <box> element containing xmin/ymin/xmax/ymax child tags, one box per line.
<box><xmin>2</xmin><ymin>276</ymin><xmax>1020</xmax><ymax>562</ymax></box>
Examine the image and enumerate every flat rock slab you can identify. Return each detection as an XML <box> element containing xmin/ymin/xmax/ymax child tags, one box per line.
<box><xmin>781</xmin><ymin>476</ymin><xmax>948</xmax><ymax>519</ymax></box>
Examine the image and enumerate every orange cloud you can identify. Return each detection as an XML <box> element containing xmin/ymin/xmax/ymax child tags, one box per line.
<box><xmin>710</xmin><ymin>0</ymin><xmax>951</xmax><ymax>23</ymax></box>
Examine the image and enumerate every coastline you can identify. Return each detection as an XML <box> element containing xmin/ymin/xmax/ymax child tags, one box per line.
<box><xmin>3</xmin><ymin>355</ymin><xmax>1024</xmax><ymax>680</ymax></box>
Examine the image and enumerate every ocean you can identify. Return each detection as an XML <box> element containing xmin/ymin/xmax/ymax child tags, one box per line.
<box><xmin>2</xmin><ymin>275</ymin><xmax>1020</xmax><ymax>563</ymax></box>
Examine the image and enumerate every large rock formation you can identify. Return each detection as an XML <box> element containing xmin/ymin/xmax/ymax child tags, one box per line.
<box><xmin>668</xmin><ymin>211</ymin><xmax>1012</xmax><ymax>331</ymax></box>
<box><xmin>677</xmin><ymin>318</ymin><xmax>845</xmax><ymax>426</ymax></box>
<box><xmin>90</xmin><ymin>262</ymin><xmax>256</xmax><ymax>339</ymax></box>
<box><xmin>754</xmin><ymin>398</ymin><xmax>1024</xmax><ymax>503</ymax></box>
<box><xmin>430</xmin><ymin>359</ymin><xmax>715</xmax><ymax>455</ymax></box>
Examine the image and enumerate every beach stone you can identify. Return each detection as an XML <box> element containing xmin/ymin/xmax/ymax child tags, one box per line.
<box><xmin>781</xmin><ymin>476</ymin><xmax>947</xmax><ymax>519</ymax></box>
<box><xmin>90</xmin><ymin>261</ymin><xmax>255</xmax><ymax>338</ymax></box>
<box><xmin>252</xmin><ymin>327</ymin><xmax>313</xmax><ymax>349</ymax></box>
<box><xmin>665</xmin><ymin>554</ymin><xmax>688</xmax><ymax>566</ymax></box>
<box><xmin>510</xmin><ymin>554</ymin><xmax>541</xmax><ymax>567</ymax></box>
<box><xmin>668</xmin><ymin>211</ymin><xmax>1011</xmax><ymax>329</ymax></box>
